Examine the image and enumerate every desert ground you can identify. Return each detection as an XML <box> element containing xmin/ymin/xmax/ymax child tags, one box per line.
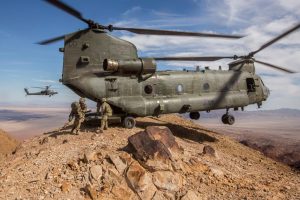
<box><xmin>1</xmin><ymin>107</ymin><xmax>299</xmax><ymax>168</ymax></box>
<box><xmin>1</xmin><ymin>114</ymin><xmax>299</xmax><ymax>199</ymax></box>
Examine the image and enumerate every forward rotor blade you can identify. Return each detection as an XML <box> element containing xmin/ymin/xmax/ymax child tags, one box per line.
<box><xmin>37</xmin><ymin>34</ymin><xmax>65</xmax><ymax>45</ymax></box>
<box><xmin>254</xmin><ymin>59</ymin><xmax>295</xmax><ymax>73</ymax></box>
<box><xmin>154</xmin><ymin>56</ymin><xmax>234</xmax><ymax>61</ymax></box>
<box><xmin>45</xmin><ymin>0</ymin><xmax>90</xmax><ymax>24</ymax></box>
<box><xmin>112</xmin><ymin>27</ymin><xmax>244</xmax><ymax>39</ymax></box>
<box><xmin>250</xmin><ymin>23</ymin><xmax>300</xmax><ymax>56</ymax></box>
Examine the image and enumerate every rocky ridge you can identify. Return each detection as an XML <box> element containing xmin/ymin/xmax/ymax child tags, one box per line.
<box><xmin>0</xmin><ymin>115</ymin><xmax>299</xmax><ymax>200</ymax></box>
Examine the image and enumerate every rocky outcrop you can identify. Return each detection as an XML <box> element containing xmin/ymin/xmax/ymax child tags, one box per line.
<box><xmin>0</xmin><ymin>115</ymin><xmax>299</xmax><ymax>199</ymax></box>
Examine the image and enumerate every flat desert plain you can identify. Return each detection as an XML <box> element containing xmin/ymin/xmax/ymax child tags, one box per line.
<box><xmin>197</xmin><ymin>109</ymin><xmax>300</xmax><ymax>168</ymax></box>
<box><xmin>0</xmin><ymin>107</ymin><xmax>69</xmax><ymax>140</ymax></box>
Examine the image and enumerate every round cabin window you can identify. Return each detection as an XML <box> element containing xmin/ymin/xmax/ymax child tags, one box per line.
<box><xmin>176</xmin><ymin>84</ymin><xmax>184</xmax><ymax>94</ymax></box>
<box><xmin>144</xmin><ymin>85</ymin><xmax>153</xmax><ymax>94</ymax></box>
<box><xmin>203</xmin><ymin>83</ymin><xmax>210</xmax><ymax>91</ymax></box>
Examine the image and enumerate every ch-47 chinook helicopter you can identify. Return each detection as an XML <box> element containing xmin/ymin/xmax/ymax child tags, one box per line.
<box><xmin>24</xmin><ymin>85</ymin><xmax>58</xmax><ymax>97</ymax></box>
<box><xmin>39</xmin><ymin>0</ymin><xmax>298</xmax><ymax>128</ymax></box>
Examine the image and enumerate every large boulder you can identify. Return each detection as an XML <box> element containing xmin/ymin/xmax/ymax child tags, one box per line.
<box><xmin>128</xmin><ymin>126</ymin><xmax>182</xmax><ymax>171</ymax></box>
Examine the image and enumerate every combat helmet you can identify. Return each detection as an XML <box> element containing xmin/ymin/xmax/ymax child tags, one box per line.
<box><xmin>71</xmin><ymin>102</ymin><xmax>80</xmax><ymax>109</ymax></box>
<box><xmin>79</xmin><ymin>97</ymin><xmax>85</xmax><ymax>103</ymax></box>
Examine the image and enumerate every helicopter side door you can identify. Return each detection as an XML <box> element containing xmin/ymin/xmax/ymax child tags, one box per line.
<box><xmin>246</xmin><ymin>77</ymin><xmax>261</xmax><ymax>103</ymax></box>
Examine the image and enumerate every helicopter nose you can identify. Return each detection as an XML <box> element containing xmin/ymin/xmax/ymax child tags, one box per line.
<box><xmin>264</xmin><ymin>86</ymin><xmax>270</xmax><ymax>99</ymax></box>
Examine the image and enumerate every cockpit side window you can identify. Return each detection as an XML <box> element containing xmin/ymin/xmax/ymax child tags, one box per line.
<box><xmin>246</xmin><ymin>78</ymin><xmax>256</xmax><ymax>92</ymax></box>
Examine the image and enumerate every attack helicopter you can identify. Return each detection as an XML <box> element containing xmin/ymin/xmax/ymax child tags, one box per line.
<box><xmin>24</xmin><ymin>85</ymin><xmax>58</xmax><ymax>97</ymax></box>
<box><xmin>39</xmin><ymin>0</ymin><xmax>298</xmax><ymax>128</ymax></box>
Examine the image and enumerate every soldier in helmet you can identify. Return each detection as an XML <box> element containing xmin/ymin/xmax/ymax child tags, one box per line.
<box><xmin>69</xmin><ymin>101</ymin><xmax>84</xmax><ymax>135</ymax></box>
<box><xmin>79</xmin><ymin>97</ymin><xmax>87</xmax><ymax>113</ymax></box>
<box><xmin>98</xmin><ymin>97</ymin><xmax>112</xmax><ymax>133</ymax></box>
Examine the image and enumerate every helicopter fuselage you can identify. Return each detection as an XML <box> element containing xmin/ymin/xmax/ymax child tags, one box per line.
<box><xmin>64</xmin><ymin>69</ymin><xmax>269</xmax><ymax>117</ymax></box>
<box><xmin>60</xmin><ymin>29</ymin><xmax>269</xmax><ymax>117</ymax></box>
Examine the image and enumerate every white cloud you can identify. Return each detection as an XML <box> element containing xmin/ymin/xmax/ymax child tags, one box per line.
<box><xmin>113</xmin><ymin>0</ymin><xmax>300</xmax><ymax>109</ymax></box>
<box><xmin>122</xmin><ymin>6</ymin><xmax>142</xmax><ymax>16</ymax></box>
<box><xmin>33</xmin><ymin>79</ymin><xmax>57</xmax><ymax>83</ymax></box>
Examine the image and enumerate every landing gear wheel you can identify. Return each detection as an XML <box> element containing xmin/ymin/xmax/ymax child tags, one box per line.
<box><xmin>221</xmin><ymin>114</ymin><xmax>235</xmax><ymax>125</ymax></box>
<box><xmin>227</xmin><ymin>115</ymin><xmax>235</xmax><ymax>125</ymax></box>
<box><xmin>189</xmin><ymin>112</ymin><xmax>200</xmax><ymax>120</ymax></box>
<box><xmin>123</xmin><ymin>116</ymin><xmax>136</xmax><ymax>129</ymax></box>
<box><xmin>222</xmin><ymin>114</ymin><xmax>228</xmax><ymax>124</ymax></box>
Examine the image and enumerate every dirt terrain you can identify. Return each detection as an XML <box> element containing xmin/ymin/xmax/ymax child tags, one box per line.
<box><xmin>0</xmin><ymin>115</ymin><xmax>299</xmax><ymax>200</ymax></box>
<box><xmin>0</xmin><ymin>129</ymin><xmax>19</xmax><ymax>162</ymax></box>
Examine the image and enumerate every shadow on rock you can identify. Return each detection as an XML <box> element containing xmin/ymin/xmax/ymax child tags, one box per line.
<box><xmin>136</xmin><ymin>120</ymin><xmax>217</xmax><ymax>143</ymax></box>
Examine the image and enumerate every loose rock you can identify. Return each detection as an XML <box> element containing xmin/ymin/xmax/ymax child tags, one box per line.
<box><xmin>89</xmin><ymin>165</ymin><xmax>102</xmax><ymax>181</ymax></box>
<box><xmin>84</xmin><ymin>151</ymin><xmax>97</xmax><ymax>163</ymax></box>
<box><xmin>109</xmin><ymin>154</ymin><xmax>127</xmax><ymax>175</ymax></box>
<box><xmin>126</xmin><ymin>161</ymin><xmax>157</xmax><ymax>199</ymax></box>
<box><xmin>203</xmin><ymin>145</ymin><xmax>217</xmax><ymax>157</ymax></box>
<box><xmin>152</xmin><ymin>171</ymin><xmax>184</xmax><ymax>192</ymax></box>
<box><xmin>181</xmin><ymin>190</ymin><xmax>200</xmax><ymax>200</ymax></box>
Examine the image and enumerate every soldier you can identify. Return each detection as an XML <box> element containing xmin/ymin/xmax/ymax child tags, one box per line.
<box><xmin>79</xmin><ymin>97</ymin><xmax>87</xmax><ymax>113</ymax></box>
<box><xmin>98</xmin><ymin>98</ymin><xmax>112</xmax><ymax>133</ymax></box>
<box><xmin>69</xmin><ymin>102</ymin><xmax>84</xmax><ymax>135</ymax></box>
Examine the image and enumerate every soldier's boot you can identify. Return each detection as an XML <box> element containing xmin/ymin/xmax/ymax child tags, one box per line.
<box><xmin>71</xmin><ymin>128</ymin><xmax>75</xmax><ymax>134</ymax></box>
<box><xmin>103</xmin><ymin>120</ymin><xmax>108</xmax><ymax>130</ymax></box>
<box><xmin>97</xmin><ymin>129</ymin><xmax>103</xmax><ymax>133</ymax></box>
<box><xmin>75</xmin><ymin>130</ymin><xmax>79</xmax><ymax>135</ymax></box>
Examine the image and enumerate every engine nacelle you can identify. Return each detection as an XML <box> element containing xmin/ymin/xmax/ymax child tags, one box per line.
<box><xmin>103</xmin><ymin>58</ymin><xmax>156</xmax><ymax>75</ymax></box>
<box><xmin>228</xmin><ymin>59</ymin><xmax>255</xmax><ymax>73</ymax></box>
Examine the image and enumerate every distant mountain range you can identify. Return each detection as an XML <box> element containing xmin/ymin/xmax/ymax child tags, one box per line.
<box><xmin>0</xmin><ymin>109</ymin><xmax>51</xmax><ymax>122</ymax></box>
<box><xmin>183</xmin><ymin>108</ymin><xmax>300</xmax><ymax>119</ymax></box>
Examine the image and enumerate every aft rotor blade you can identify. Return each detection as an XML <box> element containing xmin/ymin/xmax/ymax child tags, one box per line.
<box><xmin>250</xmin><ymin>23</ymin><xmax>300</xmax><ymax>56</ymax></box>
<box><xmin>254</xmin><ymin>59</ymin><xmax>295</xmax><ymax>73</ymax></box>
<box><xmin>112</xmin><ymin>27</ymin><xmax>244</xmax><ymax>39</ymax></box>
<box><xmin>154</xmin><ymin>56</ymin><xmax>234</xmax><ymax>61</ymax></box>
<box><xmin>38</xmin><ymin>28</ymin><xmax>89</xmax><ymax>45</ymax></box>
<box><xmin>44</xmin><ymin>0</ymin><xmax>90</xmax><ymax>24</ymax></box>
<box><xmin>37</xmin><ymin>34</ymin><xmax>65</xmax><ymax>45</ymax></box>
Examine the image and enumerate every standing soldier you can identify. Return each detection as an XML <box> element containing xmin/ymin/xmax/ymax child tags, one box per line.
<box><xmin>79</xmin><ymin>97</ymin><xmax>87</xmax><ymax>113</ymax></box>
<box><xmin>69</xmin><ymin>102</ymin><xmax>84</xmax><ymax>135</ymax></box>
<box><xmin>98</xmin><ymin>98</ymin><xmax>112</xmax><ymax>133</ymax></box>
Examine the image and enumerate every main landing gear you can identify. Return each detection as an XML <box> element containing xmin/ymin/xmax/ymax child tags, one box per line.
<box><xmin>221</xmin><ymin>109</ymin><xmax>235</xmax><ymax>125</ymax></box>
<box><xmin>122</xmin><ymin>116</ymin><xmax>136</xmax><ymax>129</ymax></box>
<box><xmin>189</xmin><ymin>112</ymin><xmax>200</xmax><ymax>120</ymax></box>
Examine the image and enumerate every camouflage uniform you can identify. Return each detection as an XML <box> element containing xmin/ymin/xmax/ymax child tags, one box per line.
<box><xmin>99</xmin><ymin>98</ymin><xmax>112</xmax><ymax>131</ymax></box>
<box><xmin>79</xmin><ymin>97</ymin><xmax>87</xmax><ymax>114</ymax></box>
<box><xmin>69</xmin><ymin>102</ymin><xmax>84</xmax><ymax>135</ymax></box>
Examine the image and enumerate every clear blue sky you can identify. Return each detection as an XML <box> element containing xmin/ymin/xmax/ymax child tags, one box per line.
<box><xmin>0</xmin><ymin>0</ymin><xmax>299</xmax><ymax>109</ymax></box>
